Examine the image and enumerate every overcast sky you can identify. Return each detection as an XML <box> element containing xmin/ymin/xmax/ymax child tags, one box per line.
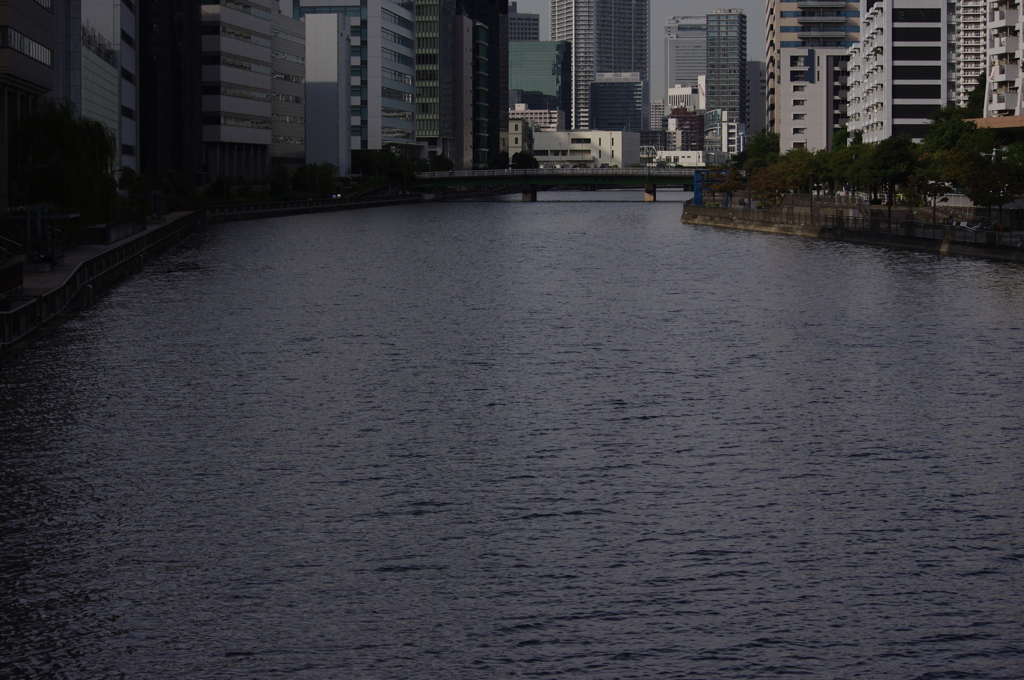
<box><xmin>513</xmin><ymin>0</ymin><xmax>766</xmax><ymax>98</ymax></box>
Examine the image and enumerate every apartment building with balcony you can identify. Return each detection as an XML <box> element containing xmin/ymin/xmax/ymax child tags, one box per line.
<box><xmin>847</xmin><ymin>0</ymin><xmax>956</xmax><ymax>143</ymax></box>
<box><xmin>766</xmin><ymin>0</ymin><xmax>859</xmax><ymax>150</ymax></box>
<box><xmin>984</xmin><ymin>0</ymin><xmax>1024</xmax><ymax>116</ymax></box>
<box><xmin>957</xmin><ymin>0</ymin><xmax>987</xmax><ymax>106</ymax></box>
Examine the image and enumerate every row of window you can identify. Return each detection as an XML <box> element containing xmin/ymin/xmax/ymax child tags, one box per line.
<box><xmin>382</xmin><ymin>8</ymin><xmax>413</xmax><ymax>32</ymax></box>
<box><xmin>382</xmin><ymin>86</ymin><xmax>413</xmax><ymax>103</ymax></box>
<box><xmin>382</xmin><ymin>27</ymin><xmax>413</xmax><ymax>49</ymax></box>
<box><xmin>272</xmin><ymin>28</ymin><xmax>304</xmax><ymax>46</ymax></box>
<box><xmin>382</xmin><ymin>47</ymin><xmax>413</xmax><ymax>67</ymax></box>
<box><xmin>202</xmin><ymin>115</ymin><xmax>271</xmax><ymax>129</ymax></box>
<box><xmin>272</xmin><ymin>114</ymin><xmax>305</xmax><ymax>124</ymax></box>
<box><xmin>382</xmin><ymin>66</ymin><xmax>413</xmax><ymax>85</ymax></box>
<box><xmin>0</xmin><ymin>26</ymin><xmax>53</xmax><ymax>66</ymax></box>
<box><xmin>203</xmin><ymin>54</ymin><xmax>271</xmax><ymax>75</ymax></box>
<box><xmin>272</xmin><ymin>50</ymin><xmax>304</xmax><ymax>65</ymax></box>
<box><xmin>273</xmin><ymin>136</ymin><xmax>304</xmax><ymax>145</ymax></box>
<box><xmin>201</xmin><ymin>24</ymin><xmax>271</xmax><ymax>48</ymax></box>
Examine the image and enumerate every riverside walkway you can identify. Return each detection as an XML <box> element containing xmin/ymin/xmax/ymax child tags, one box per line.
<box><xmin>416</xmin><ymin>167</ymin><xmax>696</xmax><ymax>201</ymax></box>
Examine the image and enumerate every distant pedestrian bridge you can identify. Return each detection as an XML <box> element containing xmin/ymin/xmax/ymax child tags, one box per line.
<box><xmin>415</xmin><ymin>167</ymin><xmax>698</xmax><ymax>201</ymax></box>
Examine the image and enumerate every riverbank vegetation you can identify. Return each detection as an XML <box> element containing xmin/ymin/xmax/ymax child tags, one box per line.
<box><xmin>730</xmin><ymin>102</ymin><xmax>1024</xmax><ymax>223</ymax></box>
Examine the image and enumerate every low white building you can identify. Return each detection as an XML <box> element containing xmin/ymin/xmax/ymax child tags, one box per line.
<box><xmin>654</xmin><ymin>150</ymin><xmax>706</xmax><ymax>166</ymax></box>
<box><xmin>509</xmin><ymin>118</ymin><xmax>534</xmax><ymax>156</ymax></box>
<box><xmin>531</xmin><ymin>130</ymin><xmax>640</xmax><ymax>168</ymax></box>
<box><xmin>668</xmin><ymin>78</ymin><xmax>706</xmax><ymax>111</ymax></box>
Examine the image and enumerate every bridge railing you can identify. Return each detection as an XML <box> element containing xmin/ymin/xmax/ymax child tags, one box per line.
<box><xmin>417</xmin><ymin>168</ymin><xmax>696</xmax><ymax>179</ymax></box>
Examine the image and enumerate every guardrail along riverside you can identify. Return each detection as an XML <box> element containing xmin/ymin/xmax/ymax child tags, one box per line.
<box><xmin>0</xmin><ymin>193</ymin><xmax>429</xmax><ymax>359</ymax></box>
<box><xmin>681</xmin><ymin>202</ymin><xmax>1024</xmax><ymax>263</ymax></box>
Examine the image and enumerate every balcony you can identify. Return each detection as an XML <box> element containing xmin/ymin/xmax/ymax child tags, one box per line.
<box><xmin>796</xmin><ymin>0</ymin><xmax>847</xmax><ymax>7</ymax></box>
<box><xmin>796</xmin><ymin>27</ymin><xmax>849</xmax><ymax>39</ymax></box>
<box><xmin>990</xmin><ymin>8</ymin><xmax>1019</xmax><ymax>26</ymax></box>
<box><xmin>796</xmin><ymin>14</ymin><xmax>849</xmax><ymax>22</ymax></box>
<box><xmin>989</xmin><ymin>34</ymin><xmax>1020</xmax><ymax>54</ymax></box>
<box><xmin>989</xmin><ymin>90</ymin><xmax>1019</xmax><ymax>111</ymax></box>
<box><xmin>993</xmin><ymin>61</ymin><xmax>1020</xmax><ymax>81</ymax></box>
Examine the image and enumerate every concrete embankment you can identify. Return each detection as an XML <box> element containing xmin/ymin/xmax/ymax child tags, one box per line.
<box><xmin>682</xmin><ymin>205</ymin><xmax>1024</xmax><ymax>264</ymax></box>
<box><xmin>0</xmin><ymin>194</ymin><xmax>428</xmax><ymax>360</ymax></box>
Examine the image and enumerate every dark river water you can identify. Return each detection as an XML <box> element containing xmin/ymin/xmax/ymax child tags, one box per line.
<box><xmin>2</xmin><ymin>192</ymin><xmax>1023</xmax><ymax>679</ymax></box>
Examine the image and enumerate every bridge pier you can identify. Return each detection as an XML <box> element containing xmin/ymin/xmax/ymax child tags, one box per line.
<box><xmin>522</xmin><ymin>184</ymin><xmax>538</xmax><ymax>202</ymax></box>
<box><xmin>645</xmin><ymin>183</ymin><xmax>657</xmax><ymax>202</ymax></box>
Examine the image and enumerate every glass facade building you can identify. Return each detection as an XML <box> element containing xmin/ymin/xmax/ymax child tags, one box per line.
<box><xmin>509</xmin><ymin>41</ymin><xmax>571</xmax><ymax>115</ymax></box>
<box><xmin>589</xmin><ymin>72</ymin><xmax>649</xmax><ymax>131</ymax></box>
<box><xmin>705</xmin><ymin>9</ymin><xmax>746</xmax><ymax>124</ymax></box>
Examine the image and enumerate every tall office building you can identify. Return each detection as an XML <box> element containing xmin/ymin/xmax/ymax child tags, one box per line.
<box><xmin>304</xmin><ymin>12</ymin><xmax>350</xmax><ymax>173</ymax></box>
<box><xmin>766</xmin><ymin>0</ymin><xmax>859</xmax><ymax>150</ymax></box>
<box><xmin>745</xmin><ymin>60</ymin><xmax>766</xmax><ymax>135</ymax></box>
<box><xmin>509</xmin><ymin>1</ymin><xmax>539</xmax><ymax>41</ymax></box>
<box><xmin>589</xmin><ymin>72</ymin><xmax>649</xmax><ymax>130</ymax></box>
<box><xmin>0</xmin><ymin>0</ymin><xmax>57</xmax><ymax>207</ymax></box>
<box><xmin>847</xmin><ymin>0</ymin><xmax>956</xmax><ymax>142</ymax></box>
<box><xmin>415</xmin><ymin>0</ymin><xmax>456</xmax><ymax>161</ymax></box>
<box><xmin>509</xmin><ymin>40</ymin><xmax>571</xmax><ymax>114</ymax></box>
<box><xmin>665</xmin><ymin>16</ymin><xmax>706</xmax><ymax>92</ymax></box>
<box><xmin>270</xmin><ymin>7</ymin><xmax>306</xmax><ymax>169</ymax></box>
<box><xmin>295</xmin><ymin>0</ymin><xmax>417</xmax><ymax>156</ymax></box>
<box><xmin>200</xmin><ymin>0</ymin><xmax>273</xmax><ymax>180</ymax></box>
<box><xmin>551</xmin><ymin>0</ymin><xmax>649</xmax><ymax>129</ymax></box>
<box><xmin>452</xmin><ymin>13</ymin><xmax>474</xmax><ymax>168</ymax></box>
<box><xmin>705</xmin><ymin>9</ymin><xmax>746</xmax><ymax>124</ymax></box>
<box><xmin>76</xmin><ymin>0</ymin><xmax>139</xmax><ymax>172</ymax></box>
<box><xmin>138</xmin><ymin>0</ymin><xmax>203</xmax><ymax>184</ymax></box>
<box><xmin>460</xmin><ymin>0</ymin><xmax>510</xmax><ymax>165</ymax></box>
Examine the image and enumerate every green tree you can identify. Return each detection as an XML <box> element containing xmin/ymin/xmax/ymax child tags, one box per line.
<box><xmin>964</xmin><ymin>72</ymin><xmax>986</xmax><ymax>119</ymax></box>
<box><xmin>10</xmin><ymin>102</ymin><xmax>118</xmax><ymax>223</ymax></box>
<box><xmin>742</xmin><ymin>130</ymin><xmax>781</xmax><ymax>172</ymax></box>
<box><xmin>510</xmin><ymin>151</ymin><xmax>540</xmax><ymax>169</ymax></box>
<box><xmin>427</xmin><ymin>153</ymin><xmax>454</xmax><ymax>171</ymax></box>
<box><xmin>292</xmin><ymin>162</ymin><xmax>339</xmax><ymax>198</ymax></box>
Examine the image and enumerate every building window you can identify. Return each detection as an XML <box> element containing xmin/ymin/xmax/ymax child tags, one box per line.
<box><xmin>793</xmin><ymin>85</ymin><xmax>805</xmax><ymax>92</ymax></box>
<box><xmin>792</xmin><ymin>141</ymin><xmax>806</xmax><ymax>149</ymax></box>
<box><xmin>793</xmin><ymin>99</ymin><xmax>806</xmax><ymax>106</ymax></box>
<box><xmin>793</xmin><ymin>113</ymin><xmax>805</xmax><ymax>120</ymax></box>
<box><xmin>793</xmin><ymin>128</ymin><xmax>806</xmax><ymax>134</ymax></box>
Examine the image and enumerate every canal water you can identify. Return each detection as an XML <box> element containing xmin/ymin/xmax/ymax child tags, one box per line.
<box><xmin>2</xmin><ymin>193</ymin><xmax>1023</xmax><ymax>679</ymax></box>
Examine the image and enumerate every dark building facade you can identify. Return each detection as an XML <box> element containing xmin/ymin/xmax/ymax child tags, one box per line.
<box><xmin>459</xmin><ymin>0</ymin><xmax>508</xmax><ymax>165</ymax></box>
<box><xmin>1</xmin><ymin>0</ymin><xmax>57</xmax><ymax>207</ymax></box>
<box><xmin>509</xmin><ymin>40</ymin><xmax>571</xmax><ymax>115</ymax></box>
<box><xmin>415</xmin><ymin>0</ymin><xmax>456</xmax><ymax>161</ymax></box>
<box><xmin>138</xmin><ymin>0</ymin><xmax>203</xmax><ymax>184</ymax></box>
<box><xmin>589</xmin><ymin>73</ymin><xmax>649</xmax><ymax>131</ymax></box>
<box><xmin>705</xmin><ymin>8</ymin><xmax>746</xmax><ymax>124</ymax></box>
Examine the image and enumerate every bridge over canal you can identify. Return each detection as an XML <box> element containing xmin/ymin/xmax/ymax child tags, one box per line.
<box><xmin>415</xmin><ymin>167</ymin><xmax>698</xmax><ymax>201</ymax></box>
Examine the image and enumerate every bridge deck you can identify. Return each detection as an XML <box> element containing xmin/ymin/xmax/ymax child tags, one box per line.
<box><xmin>416</xmin><ymin>167</ymin><xmax>697</xmax><ymax>188</ymax></box>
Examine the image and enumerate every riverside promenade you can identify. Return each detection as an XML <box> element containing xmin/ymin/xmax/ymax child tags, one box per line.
<box><xmin>0</xmin><ymin>194</ymin><xmax>424</xmax><ymax>360</ymax></box>
<box><xmin>682</xmin><ymin>201</ymin><xmax>1024</xmax><ymax>264</ymax></box>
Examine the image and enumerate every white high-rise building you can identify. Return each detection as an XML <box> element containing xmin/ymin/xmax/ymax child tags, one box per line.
<box><xmin>847</xmin><ymin>0</ymin><xmax>957</xmax><ymax>143</ymax></box>
<box><xmin>956</xmin><ymin>0</ymin><xmax>987</xmax><ymax>107</ymax></box>
<box><xmin>766</xmin><ymin>0</ymin><xmax>859</xmax><ymax>151</ymax></box>
<box><xmin>551</xmin><ymin>0</ymin><xmax>649</xmax><ymax>129</ymax></box>
<box><xmin>664</xmin><ymin>16</ymin><xmax>706</xmax><ymax>92</ymax></box>
<box><xmin>984</xmin><ymin>0</ymin><xmax>1024</xmax><ymax>116</ymax></box>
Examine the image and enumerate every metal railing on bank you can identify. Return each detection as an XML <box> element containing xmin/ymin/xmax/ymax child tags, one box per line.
<box><xmin>0</xmin><ymin>211</ymin><xmax>205</xmax><ymax>352</ymax></box>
